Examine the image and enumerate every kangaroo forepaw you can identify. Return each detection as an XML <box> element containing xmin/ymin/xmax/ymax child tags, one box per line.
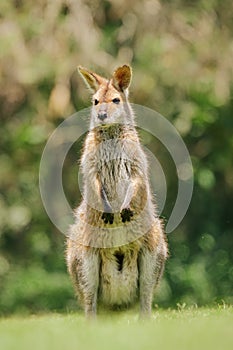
<box><xmin>101</xmin><ymin>212</ymin><xmax>114</xmax><ymax>224</ymax></box>
<box><xmin>121</xmin><ymin>208</ymin><xmax>134</xmax><ymax>223</ymax></box>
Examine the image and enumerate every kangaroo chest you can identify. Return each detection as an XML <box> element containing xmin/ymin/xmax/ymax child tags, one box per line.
<box><xmin>95</xmin><ymin>139</ymin><xmax>132</xmax><ymax>204</ymax></box>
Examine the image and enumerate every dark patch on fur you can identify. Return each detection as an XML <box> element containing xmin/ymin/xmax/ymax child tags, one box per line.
<box><xmin>114</xmin><ymin>252</ymin><xmax>124</xmax><ymax>272</ymax></box>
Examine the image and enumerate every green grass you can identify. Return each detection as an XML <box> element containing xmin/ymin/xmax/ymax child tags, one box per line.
<box><xmin>0</xmin><ymin>307</ymin><xmax>233</xmax><ymax>350</ymax></box>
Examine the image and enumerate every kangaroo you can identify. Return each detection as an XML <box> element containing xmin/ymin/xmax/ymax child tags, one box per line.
<box><xmin>66</xmin><ymin>64</ymin><xmax>168</xmax><ymax>318</ymax></box>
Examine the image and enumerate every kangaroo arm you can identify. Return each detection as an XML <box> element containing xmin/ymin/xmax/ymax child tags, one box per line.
<box><xmin>100</xmin><ymin>185</ymin><xmax>112</xmax><ymax>213</ymax></box>
<box><xmin>120</xmin><ymin>182</ymin><xmax>134</xmax><ymax>211</ymax></box>
<box><xmin>121</xmin><ymin>176</ymin><xmax>148</xmax><ymax>212</ymax></box>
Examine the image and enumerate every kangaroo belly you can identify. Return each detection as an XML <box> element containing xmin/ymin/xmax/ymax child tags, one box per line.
<box><xmin>99</xmin><ymin>247</ymin><xmax>140</xmax><ymax>306</ymax></box>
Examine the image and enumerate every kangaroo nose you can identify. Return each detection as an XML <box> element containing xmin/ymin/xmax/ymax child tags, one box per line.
<box><xmin>98</xmin><ymin>112</ymin><xmax>107</xmax><ymax>121</ymax></box>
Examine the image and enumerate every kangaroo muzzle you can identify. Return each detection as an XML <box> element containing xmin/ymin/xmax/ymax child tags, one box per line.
<box><xmin>98</xmin><ymin>112</ymin><xmax>107</xmax><ymax>121</ymax></box>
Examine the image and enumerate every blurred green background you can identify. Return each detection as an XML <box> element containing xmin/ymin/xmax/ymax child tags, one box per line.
<box><xmin>0</xmin><ymin>0</ymin><xmax>232</xmax><ymax>316</ymax></box>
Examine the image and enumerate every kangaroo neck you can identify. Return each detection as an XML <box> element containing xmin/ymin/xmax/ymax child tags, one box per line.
<box><xmin>92</xmin><ymin>123</ymin><xmax>137</xmax><ymax>142</ymax></box>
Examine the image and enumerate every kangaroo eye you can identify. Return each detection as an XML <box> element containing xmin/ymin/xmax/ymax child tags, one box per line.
<box><xmin>94</xmin><ymin>99</ymin><xmax>99</xmax><ymax>105</ymax></box>
<box><xmin>112</xmin><ymin>98</ymin><xmax>120</xmax><ymax>104</ymax></box>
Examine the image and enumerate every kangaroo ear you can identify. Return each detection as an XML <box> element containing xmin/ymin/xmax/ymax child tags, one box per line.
<box><xmin>112</xmin><ymin>65</ymin><xmax>132</xmax><ymax>92</ymax></box>
<box><xmin>78</xmin><ymin>66</ymin><xmax>104</xmax><ymax>92</ymax></box>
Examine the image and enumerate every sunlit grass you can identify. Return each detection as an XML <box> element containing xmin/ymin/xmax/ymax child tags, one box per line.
<box><xmin>0</xmin><ymin>307</ymin><xmax>233</xmax><ymax>350</ymax></box>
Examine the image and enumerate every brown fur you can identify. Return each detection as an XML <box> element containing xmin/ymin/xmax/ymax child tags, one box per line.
<box><xmin>66</xmin><ymin>65</ymin><xmax>168</xmax><ymax>317</ymax></box>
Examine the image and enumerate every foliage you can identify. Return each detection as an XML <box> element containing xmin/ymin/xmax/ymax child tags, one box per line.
<box><xmin>0</xmin><ymin>0</ymin><xmax>233</xmax><ymax>314</ymax></box>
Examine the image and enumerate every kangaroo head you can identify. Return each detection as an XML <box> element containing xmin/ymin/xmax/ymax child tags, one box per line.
<box><xmin>78</xmin><ymin>65</ymin><xmax>133</xmax><ymax>128</ymax></box>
